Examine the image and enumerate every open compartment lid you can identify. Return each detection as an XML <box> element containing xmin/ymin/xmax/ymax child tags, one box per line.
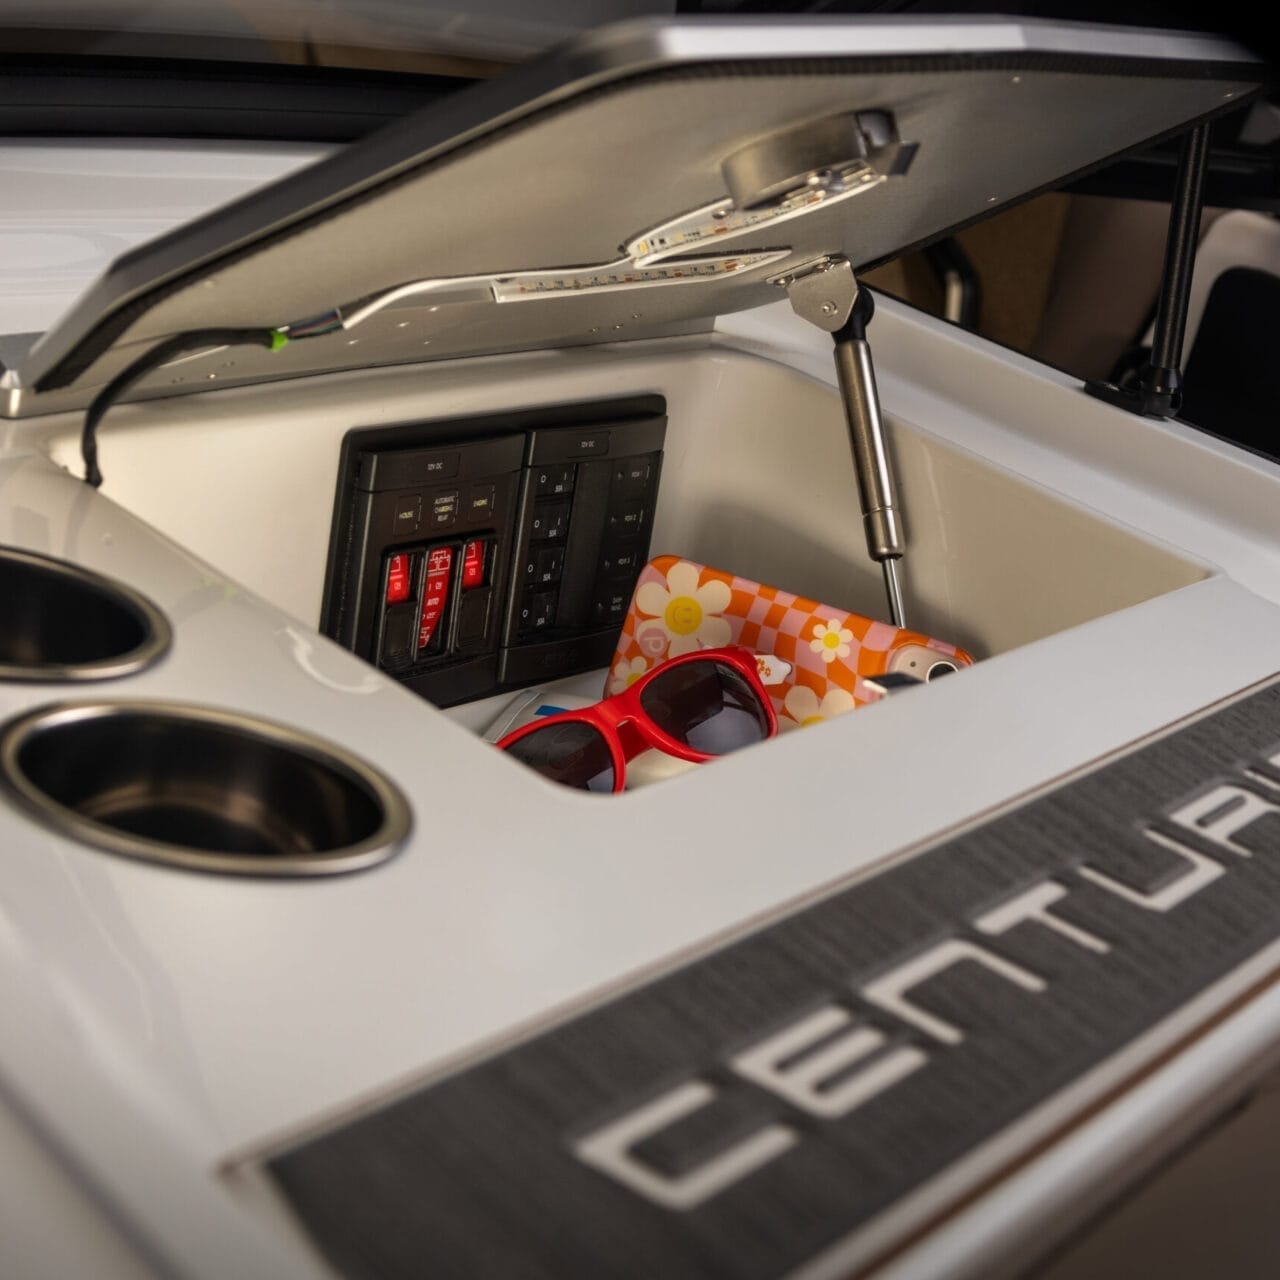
<box><xmin>2</xmin><ymin>16</ymin><xmax>1262</xmax><ymax>417</ymax></box>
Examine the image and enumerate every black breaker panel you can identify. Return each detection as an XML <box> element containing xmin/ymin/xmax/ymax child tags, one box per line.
<box><xmin>322</xmin><ymin>397</ymin><xmax>666</xmax><ymax>706</ymax></box>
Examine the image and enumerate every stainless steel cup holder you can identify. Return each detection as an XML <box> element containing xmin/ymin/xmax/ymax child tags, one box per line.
<box><xmin>0</xmin><ymin>702</ymin><xmax>412</xmax><ymax>875</ymax></box>
<box><xmin>0</xmin><ymin>546</ymin><xmax>171</xmax><ymax>681</ymax></box>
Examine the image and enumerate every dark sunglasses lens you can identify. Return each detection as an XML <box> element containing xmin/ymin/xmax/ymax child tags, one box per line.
<box><xmin>639</xmin><ymin>660</ymin><xmax>770</xmax><ymax>755</ymax></box>
<box><xmin>504</xmin><ymin>721</ymin><xmax>615</xmax><ymax>792</ymax></box>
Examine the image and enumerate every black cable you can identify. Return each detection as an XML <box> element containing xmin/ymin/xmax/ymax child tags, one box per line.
<box><xmin>81</xmin><ymin>327</ymin><xmax>279</xmax><ymax>488</ymax></box>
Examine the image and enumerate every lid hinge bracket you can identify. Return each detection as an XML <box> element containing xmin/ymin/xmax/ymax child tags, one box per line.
<box><xmin>776</xmin><ymin>256</ymin><xmax>907</xmax><ymax>628</ymax></box>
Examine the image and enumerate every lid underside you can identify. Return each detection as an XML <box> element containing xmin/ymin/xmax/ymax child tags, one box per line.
<box><xmin>4</xmin><ymin>17</ymin><xmax>1261</xmax><ymax>417</ymax></box>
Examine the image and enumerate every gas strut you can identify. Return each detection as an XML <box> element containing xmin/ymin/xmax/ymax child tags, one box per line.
<box><xmin>1085</xmin><ymin>121</ymin><xmax>1211</xmax><ymax>419</ymax></box>
<box><xmin>781</xmin><ymin>256</ymin><xmax>907</xmax><ymax>627</ymax></box>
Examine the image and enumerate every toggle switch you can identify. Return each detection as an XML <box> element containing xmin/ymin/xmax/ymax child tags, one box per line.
<box><xmin>418</xmin><ymin>546</ymin><xmax>454</xmax><ymax>652</ymax></box>
<box><xmin>462</xmin><ymin>539</ymin><xmax>486</xmax><ymax>590</ymax></box>
<box><xmin>385</xmin><ymin>552</ymin><xmax>413</xmax><ymax>605</ymax></box>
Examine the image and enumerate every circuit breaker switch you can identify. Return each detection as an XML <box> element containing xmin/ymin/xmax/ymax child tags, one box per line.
<box><xmin>462</xmin><ymin>539</ymin><xmax>486</xmax><ymax>589</ymax></box>
<box><xmin>418</xmin><ymin>546</ymin><xmax>454</xmax><ymax>653</ymax></box>
<box><xmin>385</xmin><ymin>553</ymin><xmax>412</xmax><ymax>605</ymax></box>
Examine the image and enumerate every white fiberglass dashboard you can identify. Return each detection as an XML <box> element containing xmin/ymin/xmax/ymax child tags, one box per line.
<box><xmin>3</xmin><ymin>16</ymin><xmax>1280</xmax><ymax>1280</ymax></box>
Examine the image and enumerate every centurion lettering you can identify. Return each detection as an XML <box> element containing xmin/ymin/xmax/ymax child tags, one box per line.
<box><xmin>269</xmin><ymin>690</ymin><xmax>1280</xmax><ymax>1280</ymax></box>
<box><xmin>574</xmin><ymin>748</ymin><xmax>1280</xmax><ymax>1210</ymax></box>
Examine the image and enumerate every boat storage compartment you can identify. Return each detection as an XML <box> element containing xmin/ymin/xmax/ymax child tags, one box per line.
<box><xmin>8</xmin><ymin>14</ymin><xmax>1251</xmax><ymax>712</ymax></box>
<box><xmin>0</xmin><ymin>17</ymin><xmax>1273</xmax><ymax>1280</ymax></box>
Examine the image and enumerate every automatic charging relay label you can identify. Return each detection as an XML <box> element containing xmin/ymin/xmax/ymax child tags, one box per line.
<box><xmin>272</xmin><ymin>677</ymin><xmax>1280</xmax><ymax>1280</ymax></box>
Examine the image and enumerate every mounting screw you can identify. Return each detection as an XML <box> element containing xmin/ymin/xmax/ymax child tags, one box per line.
<box><xmin>820</xmin><ymin>300</ymin><xmax>838</xmax><ymax>316</ymax></box>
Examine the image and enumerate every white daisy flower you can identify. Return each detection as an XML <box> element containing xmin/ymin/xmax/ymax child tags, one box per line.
<box><xmin>781</xmin><ymin>685</ymin><xmax>856</xmax><ymax>728</ymax></box>
<box><xmin>609</xmin><ymin>655</ymin><xmax>649</xmax><ymax>695</ymax></box>
<box><xmin>633</xmin><ymin>560</ymin><xmax>732</xmax><ymax>657</ymax></box>
<box><xmin>809</xmin><ymin>620</ymin><xmax>854</xmax><ymax>664</ymax></box>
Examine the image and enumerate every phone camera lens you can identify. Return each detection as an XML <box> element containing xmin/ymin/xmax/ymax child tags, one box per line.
<box><xmin>926</xmin><ymin>661</ymin><xmax>958</xmax><ymax>681</ymax></box>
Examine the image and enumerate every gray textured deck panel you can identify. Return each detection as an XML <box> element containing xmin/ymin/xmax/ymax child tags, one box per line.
<box><xmin>270</xmin><ymin>676</ymin><xmax>1280</xmax><ymax>1279</ymax></box>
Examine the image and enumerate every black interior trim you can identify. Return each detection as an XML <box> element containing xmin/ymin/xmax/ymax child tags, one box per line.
<box><xmin>0</xmin><ymin>56</ymin><xmax>472</xmax><ymax>143</ymax></box>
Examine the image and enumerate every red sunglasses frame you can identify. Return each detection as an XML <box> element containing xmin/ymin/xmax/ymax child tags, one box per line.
<box><xmin>496</xmin><ymin>645</ymin><xmax>777</xmax><ymax>792</ymax></box>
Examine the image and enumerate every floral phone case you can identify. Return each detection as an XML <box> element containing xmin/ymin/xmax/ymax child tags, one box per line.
<box><xmin>608</xmin><ymin>556</ymin><xmax>973</xmax><ymax>731</ymax></box>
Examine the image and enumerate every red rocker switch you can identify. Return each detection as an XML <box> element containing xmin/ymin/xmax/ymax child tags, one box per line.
<box><xmin>462</xmin><ymin>539</ymin><xmax>486</xmax><ymax>590</ymax></box>
<box><xmin>385</xmin><ymin>553</ymin><xmax>412</xmax><ymax>604</ymax></box>
<box><xmin>418</xmin><ymin>547</ymin><xmax>454</xmax><ymax>652</ymax></box>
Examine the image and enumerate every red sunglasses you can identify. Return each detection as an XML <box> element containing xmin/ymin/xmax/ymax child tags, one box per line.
<box><xmin>497</xmin><ymin>646</ymin><xmax>777</xmax><ymax>792</ymax></box>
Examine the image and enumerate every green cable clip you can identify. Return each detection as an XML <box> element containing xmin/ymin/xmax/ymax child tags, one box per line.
<box><xmin>269</xmin><ymin>329</ymin><xmax>290</xmax><ymax>352</ymax></box>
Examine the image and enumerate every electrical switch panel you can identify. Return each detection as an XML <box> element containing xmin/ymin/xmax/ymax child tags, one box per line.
<box><xmin>322</xmin><ymin>396</ymin><xmax>665</xmax><ymax>706</ymax></box>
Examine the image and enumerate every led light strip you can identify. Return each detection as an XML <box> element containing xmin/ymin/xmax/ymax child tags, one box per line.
<box><xmin>490</xmin><ymin>251</ymin><xmax>788</xmax><ymax>301</ymax></box>
<box><xmin>626</xmin><ymin>165</ymin><xmax>884</xmax><ymax>267</ymax></box>
<box><xmin>339</xmin><ymin>251</ymin><xmax>788</xmax><ymax>329</ymax></box>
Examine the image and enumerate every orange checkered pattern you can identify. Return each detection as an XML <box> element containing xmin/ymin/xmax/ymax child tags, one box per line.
<box><xmin>611</xmin><ymin>555</ymin><xmax>973</xmax><ymax>717</ymax></box>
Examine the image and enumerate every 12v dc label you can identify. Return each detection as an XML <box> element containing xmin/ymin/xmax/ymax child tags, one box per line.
<box><xmin>271</xmin><ymin>677</ymin><xmax>1280</xmax><ymax>1280</ymax></box>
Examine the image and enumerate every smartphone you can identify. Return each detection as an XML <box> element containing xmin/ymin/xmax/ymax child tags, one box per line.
<box><xmin>609</xmin><ymin>555</ymin><xmax>973</xmax><ymax>731</ymax></box>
